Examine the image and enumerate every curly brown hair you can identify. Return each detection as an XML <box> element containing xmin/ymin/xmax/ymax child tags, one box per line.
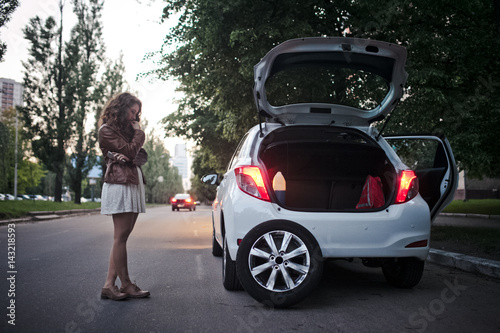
<box><xmin>99</xmin><ymin>92</ymin><xmax>142</xmax><ymax>139</ymax></box>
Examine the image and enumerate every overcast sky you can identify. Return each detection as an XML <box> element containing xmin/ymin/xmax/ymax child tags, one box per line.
<box><xmin>0</xmin><ymin>0</ymin><xmax>185</xmax><ymax>155</ymax></box>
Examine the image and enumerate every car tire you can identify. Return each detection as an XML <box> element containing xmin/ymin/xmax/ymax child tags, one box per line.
<box><xmin>236</xmin><ymin>220</ymin><xmax>323</xmax><ymax>308</ymax></box>
<box><xmin>382</xmin><ymin>257</ymin><xmax>425</xmax><ymax>288</ymax></box>
<box><xmin>193</xmin><ymin>206</ymin><xmax>196</xmax><ymax>211</ymax></box>
<box><xmin>172</xmin><ymin>206</ymin><xmax>175</xmax><ymax>211</ymax></box>
<box><xmin>212</xmin><ymin>229</ymin><xmax>223</xmax><ymax>257</ymax></box>
<box><xmin>223</xmin><ymin>238</ymin><xmax>242</xmax><ymax>290</ymax></box>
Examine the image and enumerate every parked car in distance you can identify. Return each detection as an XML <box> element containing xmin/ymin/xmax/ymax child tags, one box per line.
<box><xmin>202</xmin><ymin>37</ymin><xmax>458</xmax><ymax>308</ymax></box>
<box><xmin>29</xmin><ymin>194</ymin><xmax>47</xmax><ymax>201</ymax></box>
<box><xmin>171</xmin><ymin>193</ymin><xmax>196</xmax><ymax>211</ymax></box>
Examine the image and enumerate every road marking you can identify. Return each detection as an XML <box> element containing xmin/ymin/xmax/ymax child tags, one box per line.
<box><xmin>196</xmin><ymin>254</ymin><xmax>204</xmax><ymax>280</ymax></box>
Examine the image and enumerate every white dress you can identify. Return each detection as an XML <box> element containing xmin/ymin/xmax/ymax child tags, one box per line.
<box><xmin>101</xmin><ymin>166</ymin><xmax>146</xmax><ymax>215</ymax></box>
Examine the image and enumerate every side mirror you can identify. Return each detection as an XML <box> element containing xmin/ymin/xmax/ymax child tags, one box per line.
<box><xmin>201</xmin><ymin>174</ymin><xmax>221</xmax><ymax>186</ymax></box>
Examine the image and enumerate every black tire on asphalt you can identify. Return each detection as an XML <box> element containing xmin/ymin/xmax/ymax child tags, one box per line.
<box><xmin>382</xmin><ymin>257</ymin><xmax>425</xmax><ymax>288</ymax></box>
<box><xmin>212</xmin><ymin>229</ymin><xmax>223</xmax><ymax>257</ymax></box>
<box><xmin>236</xmin><ymin>220</ymin><xmax>324</xmax><ymax>308</ymax></box>
<box><xmin>223</xmin><ymin>238</ymin><xmax>242</xmax><ymax>290</ymax></box>
<box><xmin>171</xmin><ymin>206</ymin><xmax>175</xmax><ymax>211</ymax></box>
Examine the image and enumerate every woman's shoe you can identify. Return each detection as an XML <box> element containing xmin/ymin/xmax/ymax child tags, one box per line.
<box><xmin>120</xmin><ymin>283</ymin><xmax>150</xmax><ymax>298</ymax></box>
<box><xmin>101</xmin><ymin>286</ymin><xmax>127</xmax><ymax>300</ymax></box>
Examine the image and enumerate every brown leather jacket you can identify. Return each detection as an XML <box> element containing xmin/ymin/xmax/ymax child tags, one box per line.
<box><xmin>99</xmin><ymin>125</ymin><xmax>147</xmax><ymax>185</ymax></box>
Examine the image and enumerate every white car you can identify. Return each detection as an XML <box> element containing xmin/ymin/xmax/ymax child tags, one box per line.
<box><xmin>202</xmin><ymin>37</ymin><xmax>458</xmax><ymax>308</ymax></box>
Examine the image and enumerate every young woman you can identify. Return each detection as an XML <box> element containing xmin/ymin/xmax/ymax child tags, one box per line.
<box><xmin>98</xmin><ymin>92</ymin><xmax>150</xmax><ymax>300</ymax></box>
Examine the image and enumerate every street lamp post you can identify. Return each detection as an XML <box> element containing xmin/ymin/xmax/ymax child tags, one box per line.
<box><xmin>14</xmin><ymin>106</ymin><xmax>18</xmax><ymax>200</ymax></box>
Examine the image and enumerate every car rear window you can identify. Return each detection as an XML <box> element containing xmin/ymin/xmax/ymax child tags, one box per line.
<box><xmin>264</xmin><ymin>52</ymin><xmax>389</xmax><ymax>110</ymax></box>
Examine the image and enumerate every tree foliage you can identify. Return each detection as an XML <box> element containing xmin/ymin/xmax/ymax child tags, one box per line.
<box><xmin>0</xmin><ymin>0</ymin><xmax>19</xmax><ymax>61</ymax></box>
<box><xmin>0</xmin><ymin>107</ymin><xmax>46</xmax><ymax>194</ymax></box>
<box><xmin>21</xmin><ymin>7</ymin><xmax>69</xmax><ymax>202</ymax></box>
<box><xmin>21</xmin><ymin>0</ymin><xmax>127</xmax><ymax>202</ymax></box>
<box><xmin>65</xmin><ymin>0</ymin><xmax>105</xmax><ymax>204</ymax></box>
<box><xmin>141</xmin><ymin>128</ymin><xmax>183</xmax><ymax>203</ymax></box>
<box><xmin>151</xmin><ymin>0</ymin><xmax>499</xmax><ymax>192</ymax></box>
<box><xmin>0</xmin><ymin>120</ymin><xmax>10</xmax><ymax>192</ymax></box>
<box><xmin>344</xmin><ymin>0</ymin><xmax>500</xmax><ymax>178</ymax></box>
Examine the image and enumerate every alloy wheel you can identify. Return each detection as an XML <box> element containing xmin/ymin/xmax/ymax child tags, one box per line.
<box><xmin>248</xmin><ymin>230</ymin><xmax>310</xmax><ymax>292</ymax></box>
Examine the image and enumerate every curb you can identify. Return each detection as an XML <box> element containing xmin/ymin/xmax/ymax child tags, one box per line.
<box><xmin>427</xmin><ymin>249</ymin><xmax>500</xmax><ymax>279</ymax></box>
<box><xmin>0</xmin><ymin>208</ymin><xmax>101</xmax><ymax>225</ymax></box>
<box><xmin>440</xmin><ymin>212</ymin><xmax>500</xmax><ymax>220</ymax></box>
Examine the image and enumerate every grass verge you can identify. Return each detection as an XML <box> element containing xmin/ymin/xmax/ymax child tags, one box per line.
<box><xmin>443</xmin><ymin>199</ymin><xmax>500</xmax><ymax>215</ymax></box>
<box><xmin>431</xmin><ymin>225</ymin><xmax>500</xmax><ymax>261</ymax></box>
<box><xmin>0</xmin><ymin>200</ymin><xmax>101</xmax><ymax>220</ymax></box>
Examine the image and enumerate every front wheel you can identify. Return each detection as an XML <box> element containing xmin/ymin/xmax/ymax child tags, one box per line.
<box><xmin>382</xmin><ymin>258</ymin><xmax>425</xmax><ymax>288</ymax></box>
<box><xmin>236</xmin><ymin>221</ymin><xmax>323</xmax><ymax>308</ymax></box>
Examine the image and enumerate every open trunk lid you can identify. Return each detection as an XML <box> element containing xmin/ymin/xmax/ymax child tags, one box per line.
<box><xmin>253</xmin><ymin>37</ymin><xmax>408</xmax><ymax>126</ymax></box>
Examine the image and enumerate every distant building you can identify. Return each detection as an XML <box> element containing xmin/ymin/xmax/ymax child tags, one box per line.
<box><xmin>0</xmin><ymin>78</ymin><xmax>23</xmax><ymax>112</ymax></box>
<box><xmin>171</xmin><ymin>143</ymin><xmax>190</xmax><ymax>191</ymax></box>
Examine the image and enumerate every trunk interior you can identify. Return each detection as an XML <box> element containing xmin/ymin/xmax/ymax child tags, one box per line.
<box><xmin>260</xmin><ymin>126</ymin><xmax>396</xmax><ymax>211</ymax></box>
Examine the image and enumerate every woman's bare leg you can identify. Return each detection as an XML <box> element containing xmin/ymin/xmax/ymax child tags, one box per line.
<box><xmin>103</xmin><ymin>212</ymin><xmax>138</xmax><ymax>288</ymax></box>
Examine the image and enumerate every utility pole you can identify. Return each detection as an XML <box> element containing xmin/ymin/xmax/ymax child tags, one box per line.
<box><xmin>14</xmin><ymin>106</ymin><xmax>18</xmax><ymax>200</ymax></box>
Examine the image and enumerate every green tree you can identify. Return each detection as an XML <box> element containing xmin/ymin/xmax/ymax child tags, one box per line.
<box><xmin>21</xmin><ymin>4</ymin><xmax>71</xmax><ymax>202</ymax></box>
<box><xmin>65</xmin><ymin>0</ymin><xmax>105</xmax><ymax>204</ymax></box>
<box><xmin>149</xmin><ymin>0</ymin><xmax>333</xmax><ymax>193</ymax></box>
<box><xmin>0</xmin><ymin>107</ymin><xmax>46</xmax><ymax>195</ymax></box>
<box><xmin>93</xmin><ymin>54</ymin><xmax>128</xmax><ymax>126</ymax></box>
<box><xmin>0</xmin><ymin>121</ymin><xmax>10</xmax><ymax>192</ymax></box>
<box><xmin>0</xmin><ymin>0</ymin><xmax>20</xmax><ymax>61</ymax></box>
<box><xmin>343</xmin><ymin>0</ymin><xmax>500</xmax><ymax>178</ymax></box>
<box><xmin>21</xmin><ymin>0</ymin><xmax>128</xmax><ymax>202</ymax></box>
<box><xmin>151</xmin><ymin>0</ymin><xmax>500</xmax><ymax>184</ymax></box>
<box><xmin>141</xmin><ymin>129</ymin><xmax>183</xmax><ymax>203</ymax></box>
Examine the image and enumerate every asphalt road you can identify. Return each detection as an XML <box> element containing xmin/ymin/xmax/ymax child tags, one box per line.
<box><xmin>1</xmin><ymin>206</ymin><xmax>499</xmax><ymax>333</ymax></box>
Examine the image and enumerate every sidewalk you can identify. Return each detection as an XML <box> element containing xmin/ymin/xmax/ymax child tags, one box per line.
<box><xmin>1</xmin><ymin>210</ymin><xmax>499</xmax><ymax>279</ymax></box>
<box><xmin>0</xmin><ymin>208</ymin><xmax>101</xmax><ymax>224</ymax></box>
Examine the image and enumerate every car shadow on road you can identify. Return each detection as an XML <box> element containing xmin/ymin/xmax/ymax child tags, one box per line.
<box><xmin>300</xmin><ymin>259</ymin><xmax>424</xmax><ymax>309</ymax></box>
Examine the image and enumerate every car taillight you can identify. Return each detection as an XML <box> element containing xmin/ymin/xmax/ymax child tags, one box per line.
<box><xmin>171</xmin><ymin>198</ymin><xmax>177</xmax><ymax>203</ymax></box>
<box><xmin>395</xmin><ymin>170</ymin><xmax>419</xmax><ymax>204</ymax></box>
<box><xmin>186</xmin><ymin>198</ymin><xmax>192</xmax><ymax>203</ymax></box>
<box><xmin>235</xmin><ymin>166</ymin><xmax>270</xmax><ymax>201</ymax></box>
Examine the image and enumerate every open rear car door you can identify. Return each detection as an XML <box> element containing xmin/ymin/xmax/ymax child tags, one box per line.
<box><xmin>385</xmin><ymin>135</ymin><xmax>458</xmax><ymax>221</ymax></box>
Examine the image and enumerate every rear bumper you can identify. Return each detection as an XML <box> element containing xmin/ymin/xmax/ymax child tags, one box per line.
<box><xmin>173</xmin><ymin>203</ymin><xmax>194</xmax><ymax>209</ymax></box>
<box><xmin>222</xmin><ymin>193</ymin><xmax>431</xmax><ymax>261</ymax></box>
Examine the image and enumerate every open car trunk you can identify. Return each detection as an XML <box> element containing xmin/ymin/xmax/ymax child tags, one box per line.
<box><xmin>260</xmin><ymin>126</ymin><xmax>396</xmax><ymax>211</ymax></box>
